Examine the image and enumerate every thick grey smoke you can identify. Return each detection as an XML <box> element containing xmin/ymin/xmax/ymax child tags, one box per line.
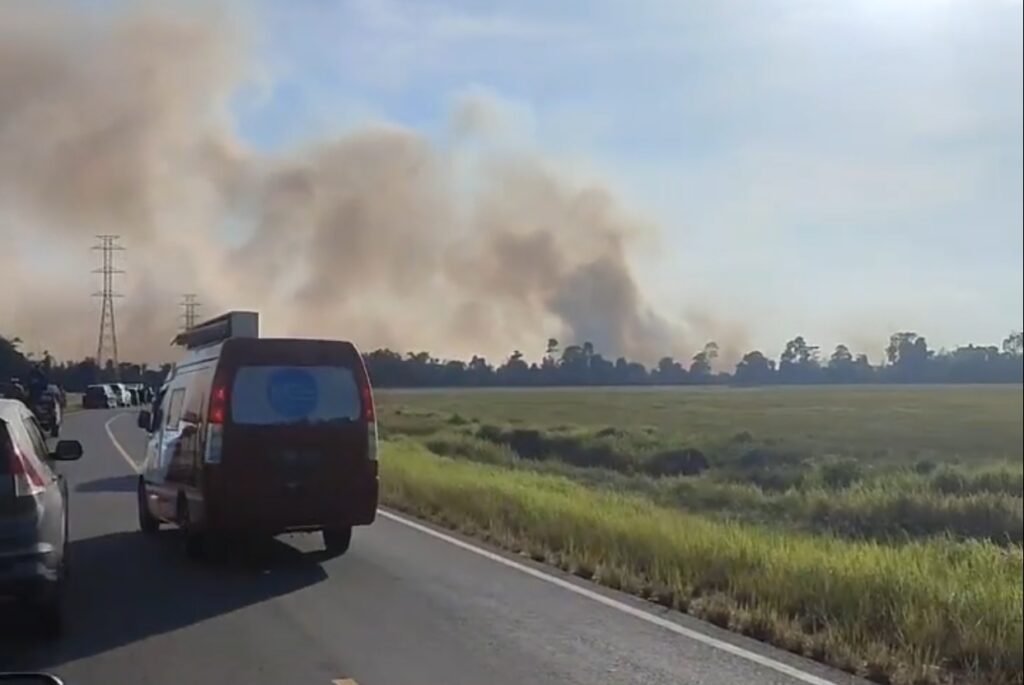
<box><xmin>0</xmin><ymin>2</ymin><xmax>724</xmax><ymax>365</ymax></box>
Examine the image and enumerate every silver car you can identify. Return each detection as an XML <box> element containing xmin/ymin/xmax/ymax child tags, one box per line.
<box><xmin>0</xmin><ymin>399</ymin><xmax>83</xmax><ymax>636</ymax></box>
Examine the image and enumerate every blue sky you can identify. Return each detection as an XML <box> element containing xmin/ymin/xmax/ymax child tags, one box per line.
<box><xmin>235</xmin><ymin>0</ymin><xmax>1021</xmax><ymax>356</ymax></box>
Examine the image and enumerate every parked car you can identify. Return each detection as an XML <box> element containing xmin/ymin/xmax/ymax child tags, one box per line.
<box><xmin>47</xmin><ymin>385</ymin><xmax>67</xmax><ymax>410</ymax></box>
<box><xmin>82</xmin><ymin>385</ymin><xmax>116</xmax><ymax>409</ymax></box>
<box><xmin>111</xmin><ymin>384</ymin><xmax>132</xmax><ymax>407</ymax></box>
<box><xmin>0</xmin><ymin>399</ymin><xmax>84</xmax><ymax>636</ymax></box>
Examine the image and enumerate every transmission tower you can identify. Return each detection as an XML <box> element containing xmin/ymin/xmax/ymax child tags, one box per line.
<box><xmin>180</xmin><ymin>293</ymin><xmax>201</xmax><ymax>331</ymax></box>
<box><xmin>92</xmin><ymin>235</ymin><xmax>124</xmax><ymax>375</ymax></box>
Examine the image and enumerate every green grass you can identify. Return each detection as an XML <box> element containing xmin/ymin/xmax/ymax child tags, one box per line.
<box><xmin>381</xmin><ymin>441</ymin><xmax>1024</xmax><ymax>685</ymax></box>
<box><xmin>377</xmin><ymin>387</ymin><xmax>1023</xmax><ymax>544</ymax></box>
<box><xmin>378</xmin><ymin>385</ymin><xmax>1023</xmax><ymax>467</ymax></box>
<box><xmin>418</xmin><ymin>433</ymin><xmax>1024</xmax><ymax>544</ymax></box>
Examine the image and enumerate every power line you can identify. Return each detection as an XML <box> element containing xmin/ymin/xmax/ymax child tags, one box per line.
<box><xmin>180</xmin><ymin>293</ymin><xmax>201</xmax><ymax>331</ymax></box>
<box><xmin>92</xmin><ymin>235</ymin><xmax>124</xmax><ymax>376</ymax></box>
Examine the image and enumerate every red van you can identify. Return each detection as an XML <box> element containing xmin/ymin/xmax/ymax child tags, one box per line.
<box><xmin>136</xmin><ymin>312</ymin><xmax>378</xmax><ymax>558</ymax></box>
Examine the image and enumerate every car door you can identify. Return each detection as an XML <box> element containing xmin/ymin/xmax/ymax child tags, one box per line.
<box><xmin>145</xmin><ymin>387</ymin><xmax>186</xmax><ymax>520</ymax></box>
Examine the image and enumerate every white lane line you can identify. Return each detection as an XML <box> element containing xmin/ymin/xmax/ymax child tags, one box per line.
<box><xmin>104</xmin><ymin>413</ymin><xmax>143</xmax><ymax>474</ymax></box>
<box><xmin>379</xmin><ymin>510</ymin><xmax>840</xmax><ymax>685</ymax></box>
<box><xmin>100</xmin><ymin>421</ymin><xmax>837</xmax><ymax>684</ymax></box>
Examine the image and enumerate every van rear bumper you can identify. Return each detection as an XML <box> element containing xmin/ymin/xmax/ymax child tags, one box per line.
<box><xmin>207</xmin><ymin>473</ymin><xmax>379</xmax><ymax>535</ymax></box>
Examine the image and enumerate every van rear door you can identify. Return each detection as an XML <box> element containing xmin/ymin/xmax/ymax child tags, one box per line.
<box><xmin>213</xmin><ymin>340</ymin><xmax>374</xmax><ymax>531</ymax></box>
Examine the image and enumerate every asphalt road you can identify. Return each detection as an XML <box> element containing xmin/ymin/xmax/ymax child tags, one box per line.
<box><xmin>1</xmin><ymin>409</ymin><xmax>865</xmax><ymax>685</ymax></box>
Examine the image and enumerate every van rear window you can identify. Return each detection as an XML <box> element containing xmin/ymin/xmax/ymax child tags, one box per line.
<box><xmin>230</xmin><ymin>366</ymin><xmax>361</xmax><ymax>425</ymax></box>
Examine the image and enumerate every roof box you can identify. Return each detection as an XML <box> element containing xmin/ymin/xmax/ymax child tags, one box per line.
<box><xmin>173</xmin><ymin>311</ymin><xmax>259</xmax><ymax>350</ymax></box>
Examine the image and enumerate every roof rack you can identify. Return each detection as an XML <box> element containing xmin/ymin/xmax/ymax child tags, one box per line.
<box><xmin>172</xmin><ymin>311</ymin><xmax>259</xmax><ymax>350</ymax></box>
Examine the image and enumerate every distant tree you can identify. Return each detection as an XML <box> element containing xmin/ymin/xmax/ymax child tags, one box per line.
<box><xmin>689</xmin><ymin>341</ymin><xmax>719</xmax><ymax>379</ymax></box>
<box><xmin>654</xmin><ymin>356</ymin><xmax>686</xmax><ymax>384</ymax></box>
<box><xmin>830</xmin><ymin>344</ymin><xmax>853</xmax><ymax>365</ymax></box>
<box><xmin>826</xmin><ymin>344</ymin><xmax>873</xmax><ymax>383</ymax></box>
<box><xmin>885</xmin><ymin>332</ymin><xmax>932</xmax><ymax>382</ymax></box>
<box><xmin>542</xmin><ymin>338</ymin><xmax>560</xmax><ymax>370</ymax></box>
<box><xmin>1003</xmin><ymin>331</ymin><xmax>1023</xmax><ymax>358</ymax></box>
<box><xmin>498</xmin><ymin>350</ymin><xmax>530</xmax><ymax>385</ymax></box>
<box><xmin>734</xmin><ymin>350</ymin><xmax>776</xmax><ymax>385</ymax></box>
<box><xmin>560</xmin><ymin>344</ymin><xmax>588</xmax><ymax>384</ymax></box>
<box><xmin>778</xmin><ymin>336</ymin><xmax>821</xmax><ymax>384</ymax></box>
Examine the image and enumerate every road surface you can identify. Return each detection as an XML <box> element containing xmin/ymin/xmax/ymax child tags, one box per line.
<box><xmin>1</xmin><ymin>409</ymin><xmax>865</xmax><ymax>685</ymax></box>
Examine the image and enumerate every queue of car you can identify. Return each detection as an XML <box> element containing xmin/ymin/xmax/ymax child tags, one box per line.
<box><xmin>81</xmin><ymin>382</ymin><xmax>150</xmax><ymax>409</ymax></box>
<box><xmin>1</xmin><ymin>311</ymin><xmax>379</xmax><ymax>641</ymax></box>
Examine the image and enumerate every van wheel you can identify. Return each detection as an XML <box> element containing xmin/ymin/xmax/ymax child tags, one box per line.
<box><xmin>177</xmin><ymin>496</ymin><xmax>206</xmax><ymax>560</ymax></box>
<box><xmin>138</xmin><ymin>479</ymin><xmax>160</xmax><ymax>535</ymax></box>
<box><xmin>322</xmin><ymin>526</ymin><xmax>352</xmax><ymax>556</ymax></box>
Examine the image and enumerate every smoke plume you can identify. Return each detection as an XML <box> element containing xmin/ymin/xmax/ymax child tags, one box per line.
<box><xmin>0</xmin><ymin>2</ymin><xmax>718</xmax><ymax>365</ymax></box>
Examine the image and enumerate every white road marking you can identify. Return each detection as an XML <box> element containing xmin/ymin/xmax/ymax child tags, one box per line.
<box><xmin>101</xmin><ymin>417</ymin><xmax>838</xmax><ymax>685</ymax></box>
<box><xmin>104</xmin><ymin>413</ymin><xmax>143</xmax><ymax>474</ymax></box>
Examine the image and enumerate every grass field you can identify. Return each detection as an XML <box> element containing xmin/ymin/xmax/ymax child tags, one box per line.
<box><xmin>378</xmin><ymin>385</ymin><xmax>1023</xmax><ymax>466</ymax></box>
<box><xmin>375</xmin><ymin>385</ymin><xmax>1024</xmax><ymax>685</ymax></box>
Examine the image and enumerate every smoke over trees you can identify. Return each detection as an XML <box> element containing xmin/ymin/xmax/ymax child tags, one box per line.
<box><xmin>0</xmin><ymin>2</ymin><xmax>717</xmax><ymax>365</ymax></box>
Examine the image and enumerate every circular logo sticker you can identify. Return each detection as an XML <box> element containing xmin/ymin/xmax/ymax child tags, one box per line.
<box><xmin>266</xmin><ymin>368</ymin><xmax>318</xmax><ymax>420</ymax></box>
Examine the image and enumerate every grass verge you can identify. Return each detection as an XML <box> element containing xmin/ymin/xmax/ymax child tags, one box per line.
<box><xmin>380</xmin><ymin>440</ymin><xmax>1024</xmax><ymax>685</ymax></box>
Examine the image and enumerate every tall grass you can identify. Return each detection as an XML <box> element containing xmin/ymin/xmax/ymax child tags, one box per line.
<box><xmin>381</xmin><ymin>441</ymin><xmax>1024</xmax><ymax>685</ymax></box>
<box><xmin>410</xmin><ymin>426</ymin><xmax>1024</xmax><ymax>544</ymax></box>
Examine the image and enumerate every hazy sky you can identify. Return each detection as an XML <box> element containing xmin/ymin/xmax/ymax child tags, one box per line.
<box><xmin>242</xmin><ymin>0</ymin><xmax>1023</xmax><ymax>355</ymax></box>
<box><xmin>4</xmin><ymin>0</ymin><xmax>1022</xmax><ymax>362</ymax></box>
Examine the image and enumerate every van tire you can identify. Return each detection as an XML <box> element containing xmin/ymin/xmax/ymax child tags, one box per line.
<box><xmin>322</xmin><ymin>526</ymin><xmax>352</xmax><ymax>556</ymax></box>
<box><xmin>177</xmin><ymin>496</ymin><xmax>206</xmax><ymax>560</ymax></box>
<box><xmin>138</xmin><ymin>479</ymin><xmax>160</xmax><ymax>535</ymax></box>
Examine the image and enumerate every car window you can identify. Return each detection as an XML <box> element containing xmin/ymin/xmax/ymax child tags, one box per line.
<box><xmin>165</xmin><ymin>388</ymin><xmax>186</xmax><ymax>428</ymax></box>
<box><xmin>8</xmin><ymin>413</ymin><xmax>53</xmax><ymax>480</ymax></box>
<box><xmin>182</xmin><ymin>367</ymin><xmax>212</xmax><ymax>424</ymax></box>
<box><xmin>24</xmin><ymin>416</ymin><xmax>52</xmax><ymax>463</ymax></box>
<box><xmin>231</xmin><ymin>365</ymin><xmax>361</xmax><ymax>425</ymax></box>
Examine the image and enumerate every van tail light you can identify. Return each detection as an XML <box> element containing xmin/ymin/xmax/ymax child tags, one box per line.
<box><xmin>355</xmin><ymin>357</ymin><xmax>378</xmax><ymax>461</ymax></box>
<box><xmin>4</xmin><ymin>432</ymin><xmax>46</xmax><ymax>498</ymax></box>
<box><xmin>209</xmin><ymin>380</ymin><xmax>228</xmax><ymax>425</ymax></box>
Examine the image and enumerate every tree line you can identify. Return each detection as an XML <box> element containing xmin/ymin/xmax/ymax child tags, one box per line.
<box><xmin>2</xmin><ymin>331</ymin><xmax>1021</xmax><ymax>393</ymax></box>
<box><xmin>364</xmin><ymin>331</ymin><xmax>1023</xmax><ymax>388</ymax></box>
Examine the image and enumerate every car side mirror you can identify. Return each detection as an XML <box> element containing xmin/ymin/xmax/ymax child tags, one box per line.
<box><xmin>51</xmin><ymin>439</ymin><xmax>83</xmax><ymax>461</ymax></box>
<box><xmin>137</xmin><ymin>410</ymin><xmax>151</xmax><ymax>431</ymax></box>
